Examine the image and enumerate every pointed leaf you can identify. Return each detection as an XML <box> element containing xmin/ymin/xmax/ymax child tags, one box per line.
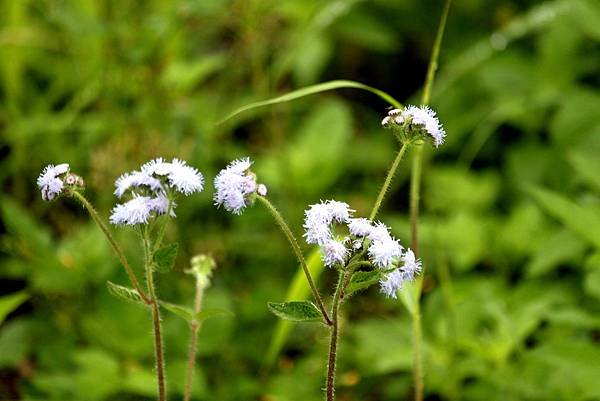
<box><xmin>345</xmin><ymin>270</ymin><xmax>382</xmax><ymax>297</ymax></box>
<box><xmin>153</xmin><ymin>243</ymin><xmax>178</xmax><ymax>273</ymax></box>
<box><xmin>106</xmin><ymin>282</ymin><xmax>146</xmax><ymax>306</ymax></box>
<box><xmin>159</xmin><ymin>301</ymin><xmax>194</xmax><ymax>322</ymax></box>
<box><xmin>219</xmin><ymin>80</ymin><xmax>401</xmax><ymax>123</ymax></box>
<box><xmin>195</xmin><ymin>308</ymin><xmax>234</xmax><ymax>321</ymax></box>
<box><xmin>0</xmin><ymin>291</ymin><xmax>28</xmax><ymax>326</ymax></box>
<box><xmin>267</xmin><ymin>301</ymin><xmax>323</xmax><ymax>322</ymax></box>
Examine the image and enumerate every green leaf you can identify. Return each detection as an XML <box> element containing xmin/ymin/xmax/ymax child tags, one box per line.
<box><xmin>265</xmin><ymin>249</ymin><xmax>324</xmax><ymax>367</ymax></box>
<box><xmin>106</xmin><ymin>282</ymin><xmax>146</xmax><ymax>306</ymax></box>
<box><xmin>218</xmin><ymin>80</ymin><xmax>401</xmax><ymax>123</ymax></box>
<box><xmin>345</xmin><ymin>270</ymin><xmax>382</xmax><ymax>297</ymax></box>
<box><xmin>153</xmin><ymin>243</ymin><xmax>178</xmax><ymax>273</ymax></box>
<box><xmin>267</xmin><ymin>301</ymin><xmax>323</xmax><ymax>323</ymax></box>
<box><xmin>159</xmin><ymin>301</ymin><xmax>233</xmax><ymax>323</ymax></box>
<box><xmin>568</xmin><ymin>150</ymin><xmax>600</xmax><ymax>190</ymax></box>
<box><xmin>160</xmin><ymin>301</ymin><xmax>194</xmax><ymax>322</ymax></box>
<box><xmin>0</xmin><ymin>291</ymin><xmax>28</xmax><ymax>326</ymax></box>
<box><xmin>527</xmin><ymin>185</ymin><xmax>600</xmax><ymax>249</ymax></box>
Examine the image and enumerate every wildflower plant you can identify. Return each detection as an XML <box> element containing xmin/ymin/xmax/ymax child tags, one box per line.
<box><xmin>37</xmin><ymin>158</ymin><xmax>226</xmax><ymax>401</ymax></box>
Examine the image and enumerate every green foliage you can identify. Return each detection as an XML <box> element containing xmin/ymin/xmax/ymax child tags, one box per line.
<box><xmin>267</xmin><ymin>301</ymin><xmax>323</xmax><ymax>322</ymax></box>
<box><xmin>0</xmin><ymin>291</ymin><xmax>28</xmax><ymax>326</ymax></box>
<box><xmin>160</xmin><ymin>300</ymin><xmax>233</xmax><ymax>324</ymax></box>
<box><xmin>1</xmin><ymin>0</ymin><xmax>599</xmax><ymax>400</ymax></box>
<box><xmin>106</xmin><ymin>282</ymin><xmax>146</xmax><ymax>306</ymax></box>
<box><xmin>345</xmin><ymin>270</ymin><xmax>382</xmax><ymax>297</ymax></box>
<box><xmin>153</xmin><ymin>243</ymin><xmax>178</xmax><ymax>273</ymax></box>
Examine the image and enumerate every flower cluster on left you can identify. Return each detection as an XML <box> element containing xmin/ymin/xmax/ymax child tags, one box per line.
<box><xmin>111</xmin><ymin>158</ymin><xmax>204</xmax><ymax>225</ymax></box>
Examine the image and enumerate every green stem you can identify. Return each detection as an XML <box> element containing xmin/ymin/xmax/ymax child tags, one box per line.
<box><xmin>143</xmin><ymin>228</ymin><xmax>167</xmax><ymax>401</ymax></box>
<box><xmin>153</xmin><ymin>198</ymin><xmax>174</xmax><ymax>253</ymax></box>
<box><xmin>409</xmin><ymin>2</ymin><xmax>452</xmax><ymax>400</ymax></box>
<box><xmin>71</xmin><ymin>191</ymin><xmax>149</xmax><ymax>304</ymax></box>
<box><xmin>412</xmin><ymin>308</ymin><xmax>424</xmax><ymax>401</ymax></box>
<box><xmin>409</xmin><ymin>145</ymin><xmax>423</xmax><ymax>256</ymax></box>
<box><xmin>184</xmin><ymin>276</ymin><xmax>205</xmax><ymax>401</ymax></box>
<box><xmin>325</xmin><ymin>270</ymin><xmax>346</xmax><ymax>401</ymax></box>
<box><xmin>369</xmin><ymin>141</ymin><xmax>411</xmax><ymax>221</ymax></box>
<box><xmin>257</xmin><ymin>196</ymin><xmax>332</xmax><ymax>326</ymax></box>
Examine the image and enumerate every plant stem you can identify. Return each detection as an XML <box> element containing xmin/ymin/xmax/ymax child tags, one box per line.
<box><xmin>412</xmin><ymin>308</ymin><xmax>424</xmax><ymax>401</ymax></box>
<box><xmin>257</xmin><ymin>196</ymin><xmax>332</xmax><ymax>326</ymax></box>
<box><xmin>184</xmin><ymin>275</ymin><xmax>205</xmax><ymax>401</ymax></box>
<box><xmin>142</xmin><ymin>228</ymin><xmax>167</xmax><ymax>401</ymax></box>
<box><xmin>153</xmin><ymin>198</ymin><xmax>174</xmax><ymax>253</ymax></box>
<box><xmin>409</xmin><ymin>2</ymin><xmax>452</xmax><ymax>400</ymax></box>
<box><xmin>326</xmin><ymin>270</ymin><xmax>346</xmax><ymax>401</ymax></box>
<box><xmin>72</xmin><ymin>191</ymin><xmax>149</xmax><ymax>304</ymax></box>
<box><xmin>369</xmin><ymin>141</ymin><xmax>410</xmax><ymax>221</ymax></box>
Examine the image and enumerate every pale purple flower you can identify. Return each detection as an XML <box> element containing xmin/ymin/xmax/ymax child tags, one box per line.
<box><xmin>167</xmin><ymin>158</ymin><xmax>204</xmax><ymax>195</ymax></box>
<box><xmin>114</xmin><ymin>171</ymin><xmax>162</xmax><ymax>198</ymax></box>
<box><xmin>110</xmin><ymin>196</ymin><xmax>155</xmax><ymax>225</ymax></box>
<box><xmin>379</xmin><ymin>269</ymin><xmax>404</xmax><ymax>299</ymax></box>
<box><xmin>303</xmin><ymin>200</ymin><xmax>354</xmax><ymax>246</ymax></box>
<box><xmin>367</xmin><ymin>222</ymin><xmax>403</xmax><ymax>268</ymax></box>
<box><xmin>400</xmin><ymin>249</ymin><xmax>421</xmax><ymax>281</ymax></box>
<box><xmin>257</xmin><ymin>184</ymin><xmax>268</xmax><ymax>196</ymax></box>
<box><xmin>348</xmin><ymin>218</ymin><xmax>373</xmax><ymax>237</ymax></box>
<box><xmin>403</xmin><ymin>105</ymin><xmax>445</xmax><ymax>147</ymax></box>
<box><xmin>213</xmin><ymin>157</ymin><xmax>258</xmax><ymax>215</ymax></box>
<box><xmin>37</xmin><ymin>163</ymin><xmax>69</xmax><ymax>201</ymax></box>
<box><xmin>322</xmin><ymin>239</ymin><xmax>348</xmax><ymax>267</ymax></box>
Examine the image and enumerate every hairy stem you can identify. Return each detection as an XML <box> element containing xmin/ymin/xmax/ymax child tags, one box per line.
<box><xmin>153</xmin><ymin>198</ymin><xmax>174</xmax><ymax>253</ymax></box>
<box><xmin>412</xmin><ymin>309</ymin><xmax>424</xmax><ymax>401</ymax></box>
<box><xmin>369</xmin><ymin>141</ymin><xmax>410</xmax><ymax>221</ymax></box>
<box><xmin>143</xmin><ymin>228</ymin><xmax>167</xmax><ymax>401</ymax></box>
<box><xmin>257</xmin><ymin>196</ymin><xmax>332</xmax><ymax>325</ymax></box>
<box><xmin>72</xmin><ymin>191</ymin><xmax>149</xmax><ymax>303</ymax></box>
<box><xmin>409</xmin><ymin>2</ymin><xmax>452</xmax><ymax>400</ymax></box>
<box><xmin>326</xmin><ymin>271</ymin><xmax>346</xmax><ymax>401</ymax></box>
<box><xmin>184</xmin><ymin>276</ymin><xmax>205</xmax><ymax>401</ymax></box>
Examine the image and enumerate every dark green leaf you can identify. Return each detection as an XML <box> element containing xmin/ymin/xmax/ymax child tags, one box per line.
<box><xmin>106</xmin><ymin>282</ymin><xmax>146</xmax><ymax>306</ymax></box>
<box><xmin>267</xmin><ymin>301</ymin><xmax>323</xmax><ymax>322</ymax></box>
<box><xmin>153</xmin><ymin>243</ymin><xmax>178</xmax><ymax>273</ymax></box>
<box><xmin>345</xmin><ymin>270</ymin><xmax>382</xmax><ymax>297</ymax></box>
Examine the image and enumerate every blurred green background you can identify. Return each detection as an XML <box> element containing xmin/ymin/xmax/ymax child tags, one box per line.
<box><xmin>1</xmin><ymin>0</ymin><xmax>600</xmax><ymax>400</ymax></box>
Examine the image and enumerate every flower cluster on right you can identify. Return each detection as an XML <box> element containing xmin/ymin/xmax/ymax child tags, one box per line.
<box><xmin>303</xmin><ymin>200</ymin><xmax>421</xmax><ymax>298</ymax></box>
<box><xmin>382</xmin><ymin>105</ymin><xmax>446</xmax><ymax>147</ymax></box>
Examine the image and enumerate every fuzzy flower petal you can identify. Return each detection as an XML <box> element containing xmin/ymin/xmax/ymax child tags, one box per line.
<box><xmin>403</xmin><ymin>105</ymin><xmax>446</xmax><ymax>147</ymax></box>
<box><xmin>348</xmin><ymin>218</ymin><xmax>373</xmax><ymax>237</ymax></box>
<box><xmin>322</xmin><ymin>239</ymin><xmax>348</xmax><ymax>267</ymax></box>
<box><xmin>213</xmin><ymin>157</ymin><xmax>257</xmax><ymax>215</ymax></box>
<box><xmin>37</xmin><ymin>163</ymin><xmax>69</xmax><ymax>201</ymax></box>
<box><xmin>167</xmin><ymin>158</ymin><xmax>204</xmax><ymax>195</ymax></box>
<box><xmin>110</xmin><ymin>196</ymin><xmax>154</xmax><ymax>225</ymax></box>
<box><xmin>379</xmin><ymin>269</ymin><xmax>404</xmax><ymax>299</ymax></box>
<box><xmin>401</xmin><ymin>248</ymin><xmax>422</xmax><ymax>281</ymax></box>
<box><xmin>114</xmin><ymin>171</ymin><xmax>162</xmax><ymax>198</ymax></box>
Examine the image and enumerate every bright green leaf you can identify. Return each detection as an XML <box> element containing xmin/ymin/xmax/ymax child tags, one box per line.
<box><xmin>0</xmin><ymin>291</ymin><xmax>28</xmax><ymax>326</ymax></box>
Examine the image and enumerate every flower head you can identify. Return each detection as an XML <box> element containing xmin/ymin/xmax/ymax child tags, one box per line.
<box><xmin>303</xmin><ymin>200</ymin><xmax>354</xmax><ymax>246</ymax></box>
<box><xmin>37</xmin><ymin>163</ymin><xmax>69</xmax><ymax>201</ymax></box>
<box><xmin>367</xmin><ymin>222</ymin><xmax>403</xmax><ymax>268</ymax></box>
<box><xmin>213</xmin><ymin>157</ymin><xmax>261</xmax><ymax>215</ymax></box>
<box><xmin>379</xmin><ymin>269</ymin><xmax>404</xmax><ymax>299</ymax></box>
<box><xmin>400</xmin><ymin>249</ymin><xmax>421</xmax><ymax>281</ymax></box>
<box><xmin>110</xmin><ymin>196</ymin><xmax>155</xmax><ymax>225</ymax></box>
<box><xmin>322</xmin><ymin>239</ymin><xmax>348</xmax><ymax>267</ymax></box>
<box><xmin>402</xmin><ymin>105</ymin><xmax>445</xmax><ymax>147</ymax></box>
<box><xmin>348</xmin><ymin>218</ymin><xmax>373</xmax><ymax>237</ymax></box>
<box><xmin>166</xmin><ymin>158</ymin><xmax>204</xmax><ymax>195</ymax></box>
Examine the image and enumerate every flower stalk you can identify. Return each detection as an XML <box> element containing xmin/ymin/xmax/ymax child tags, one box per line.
<box><xmin>257</xmin><ymin>195</ymin><xmax>332</xmax><ymax>326</ymax></box>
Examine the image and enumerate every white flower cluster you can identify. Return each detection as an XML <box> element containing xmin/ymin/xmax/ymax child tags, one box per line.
<box><xmin>303</xmin><ymin>200</ymin><xmax>421</xmax><ymax>297</ymax></box>
<box><xmin>37</xmin><ymin>163</ymin><xmax>70</xmax><ymax>201</ymax></box>
<box><xmin>110</xmin><ymin>158</ymin><xmax>204</xmax><ymax>225</ymax></box>
<box><xmin>382</xmin><ymin>105</ymin><xmax>446</xmax><ymax>147</ymax></box>
<box><xmin>213</xmin><ymin>157</ymin><xmax>266</xmax><ymax>215</ymax></box>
